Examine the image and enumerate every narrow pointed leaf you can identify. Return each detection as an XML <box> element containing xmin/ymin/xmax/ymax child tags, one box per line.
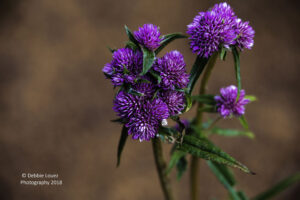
<box><xmin>140</xmin><ymin>47</ymin><xmax>155</xmax><ymax>75</ymax></box>
<box><xmin>155</xmin><ymin>33</ymin><xmax>187</xmax><ymax>54</ymax></box>
<box><xmin>178</xmin><ymin>135</ymin><xmax>253</xmax><ymax>174</ymax></box>
<box><xmin>208</xmin><ymin>161</ymin><xmax>236</xmax><ymax>186</ymax></box>
<box><xmin>107</xmin><ymin>46</ymin><xmax>116</xmax><ymax>53</ymax></box>
<box><xmin>125</xmin><ymin>41</ymin><xmax>138</xmax><ymax>51</ymax></box>
<box><xmin>176</xmin><ymin>155</ymin><xmax>188</xmax><ymax>180</ymax></box>
<box><xmin>220</xmin><ymin>47</ymin><xmax>227</xmax><ymax>61</ymax></box>
<box><xmin>239</xmin><ymin>115</ymin><xmax>249</xmax><ymax>130</ymax></box>
<box><xmin>237</xmin><ymin>191</ymin><xmax>249</xmax><ymax>200</ymax></box>
<box><xmin>251</xmin><ymin>172</ymin><xmax>300</xmax><ymax>200</ymax></box>
<box><xmin>166</xmin><ymin>150</ymin><xmax>186</xmax><ymax>174</ymax></box>
<box><xmin>209</xmin><ymin>127</ymin><xmax>255</xmax><ymax>139</ymax></box>
<box><xmin>192</xmin><ymin>94</ymin><xmax>216</xmax><ymax>105</ymax></box>
<box><xmin>207</xmin><ymin>161</ymin><xmax>240</xmax><ymax>200</ymax></box>
<box><xmin>187</xmin><ymin>56</ymin><xmax>209</xmax><ymax>94</ymax></box>
<box><xmin>124</xmin><ymin>25</ymin><xmax>140</xmax><ymax>47</ymax></box>
<box><xmin>149</xmin><ymin>70</ymin><xmax>161</xmax><ymax>84</ymax></box>
<box><xmin>232</xmin><ymin>47</ymin><xmax>241</xmax><ymax>99</ymax></box>
<box><xmin>183</xmin><ymin>93</ymin><xmax>192</xmax><ymax>113</ymax></box>
<box><xmin>245</xmin><ymin>95</ymin><xmax>257</xmax><ymax>102</ymax></box>
<box><xmin>117</xmin><ymin>126</ymin><xmax>128</xmax><ymax>167</ymax></box>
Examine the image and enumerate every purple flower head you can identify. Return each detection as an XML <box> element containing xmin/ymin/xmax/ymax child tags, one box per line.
<box><xmin>134</xmin><ymin>24</ymin><xmax>162</xmax><ymax>50</ymax></box>
<box><xmin>103</xmin><ymin>48</ymin><xmax>143</xmax><ymax>86</ymax></box>
<box><xmin>159</xmin><ymin>90</ymin><xmax>186</xmax><ymax>116</ymax></box>
<box><xmin>113</xmin><ymin>91</ymin><xmax>141</xmax><ymax>119</ymax></box>
<box><xmin>211</xmin><ymin>2</ymin><xmax>235</xmax><ymax>17</ymax></box>
<box><xmin>154</xmin><ymin>50</ymin><xmax>189</xmax><ymax>90</ymax></box>
<box><xmin>126</xmin><ymin>98</ymin><xmax>169</xmax><ymax>142</ymax></box>
<box><xmin>187</xmin><ymin>3</ymin><xmax>236</xmax><ymax>57</ymax></box>
<box><xmin>214</xmin><ymin>85</ymin><xmax>250</xmax><ymax>118</ymax></box>
<box><xmin>132</xmin><ymin>79</ymin><xmax>157</xmax><ymax>99</ymax></box>
<box><xmin>233</xmin><ymin>18</ymin><xmax>255</xmax><ymax>50</ymax></box>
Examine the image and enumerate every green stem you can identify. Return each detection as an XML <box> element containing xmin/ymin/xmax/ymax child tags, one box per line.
<box><xmin>190</xmin><ymin>53</ymin><xmax>218</xmax><ymax>200</ymax></box>
<box><xmin>152</xmin><ymin>137</ymin><xmax>175</xmax><ymax>200</ymax></box>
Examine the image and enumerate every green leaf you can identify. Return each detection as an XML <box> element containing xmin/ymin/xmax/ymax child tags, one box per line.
<box><xmin>207</xmin><ymin>161</ymin><xmax>240</xmax><ymax>200</ymax></box>
<box><xmin>183</xmin><ymin>92</ymin><xmax>192</xmax><ymax>113</ymax></box>
<box><xmin>237</xmin><ymin>191</ymin><xmax>249</xmax><ymax>200</ymax></box>
<box><xmin>166</xmin><ymin>150</ymin><xmax>186</xmax><ymax>174</ymax></box>
<box><xmin>155</xmin><ymin>33</ymin><xmax>187</xmax><ymax>54</ymax></box>
<box><xmin>208</xmin><ymin>161</ymin><xmax>236</xmax><ymax>186</ymax></box>
<box><xmin>209</xmin><ymin>127</ymin><xmax>255</xmax><ymax>139</ymax></box>
<box><xmin>125</xmin><ymin>41</ymin><xmax>138</xmax><ymax>51</ymax></box>
<box><xmin>239</xmin><ymin>115</ymin><xmax>249</xmax><ymax>130</ymax></box>
<box><xmin>192</xmin><ymin>94</ymin><xmax>216</xmax><ymax>105</ymax></box>
<box><xmin>158</xmin><ymin>126</ymin><xmax>179</xmax><ymax>137</ymax></box>
<box><xmin>220</xmin><ymin>47</ymin><xmax>227</xmax><ymax>61</ymax></box>
<box><xmin>111</xmin><ymin>118</ymin><xmax>127</xmax><ymax>124</ymax></box>
<box><xmin>187</xmin><ymin>56</ymin><xmax>209</xmax><ymax>94</ymax></box>
<box><xmin>124</xmin><ymin>25</ymin><xmax>140</xmax><ymax>47</ymax></box>
<box><xmin>232</xmin><ymin>47</ymin><xmax>241</xmax><ymax>99</ymax></box>
<box><xmin>127</xmin><ymin>87</ymin><xmax>144</xmax><ymax>96</ymax></box>
<box><xmin>140</xmin><ymin>47</ymin><xmax>155</xmax><ymax>75</ymax></box>
<box><xmin>251</xmin><ymin>172</ymin><xmax>300</xmax><ymax>200</ymax></box>
<box><xmin>176</xmin><ymin>155</ymin><xmax>188</xmax><ymax>180</ymax></box>
<box><xmin>117</xmin><ymin>126</ymin><xmax>128</xmax><ymax>167</ymax></box>
<box><xmin>149</xmin><ymin>70</ymin><xmax>161</xmax><ymax>84</ymax></box>
<box><xmin>178</xmin><ymin>135</ymin><xmax>253</xmax><ymax>174</ymax></box>
<box><xmin>245</xmin><ymin>95</ymin><xmax>257</xmax><ymax>102</ymax></box>
<box><xmin>107</xmin><ymin>46</ymin><xmax>116</xmax><ymax>53</ymax></box>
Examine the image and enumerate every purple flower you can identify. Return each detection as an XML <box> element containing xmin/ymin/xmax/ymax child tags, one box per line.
<box><xmin>154</xmin><ymin>50</ymin><xmax>189</xmax><ymax>90</ymax></box>
<box><xmin>134</xmin><ymin>24</ymin><xmax>162</xmax><ymax>50</ymax></box>
<box><xmin>214</xmin><ymin>85</ymin><xmax>250</xmax><ymax>118</ymax></box>
<box><xmin>132</xmin><ymin>79</ymin><xmax>157</xmax><ymax>99</ymax></box>
<box><xmin>126</xmin><ymin>98</ymin><xmax>169</xmax><ymax>141</ymax></box>
<box><xmin>187</xmin><ymin>3</ymin><xmax>236</xmax><ymax>57</ymax></box>
<box><xmin>103</xmin><ymin>48</ymin><xmax>143</xmax><ymax>86</ymax></box>
<box><xmin>159</xmin><ymin>90</ymin><xmax>186</xmax><ymax>116</ymax></box>
<box><xmin>233</xmin><ymin>18</ymin><xmax>255</xmax><ymax>50</ymax></box>
<box><xmin>113</xmin><ymin>91</ymin><xmax>141</xmax><ymax>119</ymax></box>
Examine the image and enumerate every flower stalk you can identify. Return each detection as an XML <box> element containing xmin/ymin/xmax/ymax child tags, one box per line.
<box><xmin>152</xmin><ymin>137</ymin><xmax>175</xmax><ymax>200</ymax></box>
<box><xmin>190</xmin><ymin>52</ymin><xmax>218</xmax><ymax>200</ymax></box>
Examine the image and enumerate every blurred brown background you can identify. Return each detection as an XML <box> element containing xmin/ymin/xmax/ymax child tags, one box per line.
<box><xmin>0</xmin><ymin>0</ymin><xmax>299</xmax><ymax>199</ymax></box>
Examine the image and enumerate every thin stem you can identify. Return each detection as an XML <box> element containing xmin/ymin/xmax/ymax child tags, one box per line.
<box><xmin>152</xmin><ymin>137</ymin><xmax>175</xmax><ymax>200</ymax></box>
<box><xmin>190</xmin><ymin>53</ymin><xmax>218</xmax><ymax>200</ymax></box>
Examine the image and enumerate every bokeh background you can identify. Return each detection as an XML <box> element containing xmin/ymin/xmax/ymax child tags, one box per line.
<box><xmin>0</xmin><ymin>0</ymin><xmax>299</xmax><ymax>199</ymax></box>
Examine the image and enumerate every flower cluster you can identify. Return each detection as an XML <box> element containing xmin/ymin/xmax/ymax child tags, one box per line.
<box><xmin>187</xmin><ymin>2</ymin><xmax>255</xmax><ymax>58</ymax></box>
<box><xmin>215</xmin><ymin>85</ymin><xmax>250</xmax><ymax>118</ymax></box>
<box><xmin>103</xmin><ymin>24</ymin><xmax>189</xmax><ymax>141</ymax></box>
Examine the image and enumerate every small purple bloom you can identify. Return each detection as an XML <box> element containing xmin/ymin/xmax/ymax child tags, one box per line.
<box><xmin>113</xmin><ymin>91</ymin><xmax>141</xmax><ymax>119</ymax></box>
<box><xmin>126</xmin><ymin>98</ymin><xmax>169</xmax><ymax>141</ymax></box>
<box><xmin>214</xmin><ymin>85</ymin><xmax>250</xmax><ymax>118</ymax></box>
<box><xmin>159</xmin><ymin>90</ymin><xmax>186</xmax><ymax>116</ymax></box>
<box><xmin>103</xmin><ymin>48</ymin><xmax>143</xmax><ymax>86</ymax></box>
<box><xmin>233</xmin><ymin>18</ymin><xmax>255</xmax><ymax>50</ymax></box>
<box><xmin>132</xmin><ymin>80</ymin><xmax>157</xmax><ymax>99</ymax></box>
<box><xmin>154</xmin><ymin>50</ymin><xmax>189</xmax><ymax>90</ymax></box>
<box><xmin>134</xmin><ymin>24</ymin><xmax>162</xmax><ymax>50</ymax></box>
<box><xmin>187</xmin><ymin>3</ymin><xmax>236</xmax><ymax>57</ymax></box>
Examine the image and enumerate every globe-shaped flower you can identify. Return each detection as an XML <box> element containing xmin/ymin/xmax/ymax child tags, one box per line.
<box><xmin>113</xmin><ymin>91</ymin><xmax>141</xmax><ymax>119</ymax></box>
<box><xmin>187</xmin><ymin>3</ymin><xmax>236</xmax><ymax>57</ymax></box>
<box><xmin>103</xmin><ymin>48</ymin><xmax>143</xmax><ymax>86</ymax></box>
<box><xmin>132</xmin><ymin>79</ymin><xmax>157</xmax><ymax>99</ymax></box>
<box><xmin>214</xmin><ymin>85</ymin><xmax>250</xmax><ymax>118</ymax></box>
<box><xmin>153</xmin><ymin>50</ymin><xmax>189</xmax><ymax>90</ymax></box>
<box><xmin>134</xmin><ymin>24</ymin><xmax>162</xmax><ymax>50</ymax></box>
<box><xmin>233</xmin><ymin>18</ymin><xmax>255</xmax><ymax>50</ymax></box>
<box><xmin>159</xmin><ymin>90</ymin><xmax>186</xmax><ymax>116</ymax></box>
<box><xmin>126</xmin><ymin>98</ymin><xmax>169</xmax><ymax>141</ymax></box>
